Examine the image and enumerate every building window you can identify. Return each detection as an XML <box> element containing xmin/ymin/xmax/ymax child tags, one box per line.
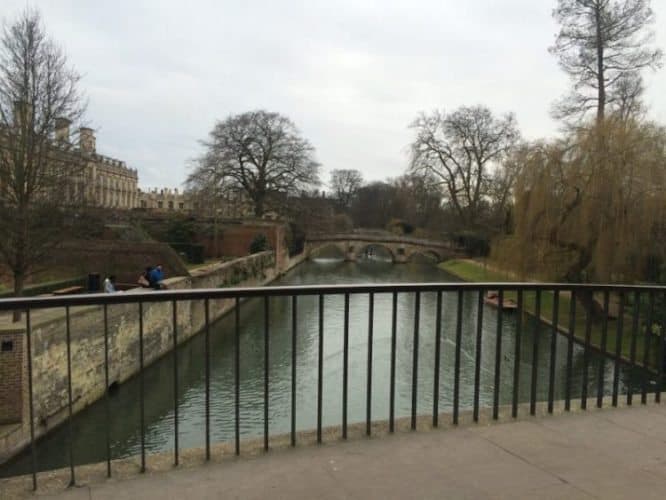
<box><xmin>179</xmin><ymin>202</ymin><xmax>184</xmax><ymax>209</ymax></box>
<box><xmin>168</xmin><ymin>201</ymin><xmax>174</xmax><ymax>210</ymax></box>
<box><xmin>141</xmin><ymin>200</ymin><xmax>147</xmax><ymax>208</ymax></box>
<box><xmin>158</xmin><ymin>201</ymin><xmax>163</xmax><ymax>209</ymax></box>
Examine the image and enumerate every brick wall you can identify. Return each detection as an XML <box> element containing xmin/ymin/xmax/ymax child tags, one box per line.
<box><xmin>0</xmin><ymin>332</ymin><xmax>23</xmax><ymax>424</ymax></box>
<box><xmin>48</xmin><ymin>240</ymin><xmax>190</xmax><ymax>285</ymax></box>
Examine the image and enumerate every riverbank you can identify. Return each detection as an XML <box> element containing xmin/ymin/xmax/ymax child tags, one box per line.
<box><xmin>439</xmin><ymin>259</ymin><xmax>656</xmax><ymax>371</ymax></box>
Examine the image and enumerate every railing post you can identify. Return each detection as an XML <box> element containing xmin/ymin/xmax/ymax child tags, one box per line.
<box><xmin>453</xmin><ymin>290</ymin><xmax>463</xmax><ymax>425</ymax></box>
<box><xmin>26</xmin><ymin>309</ymin><xmax>37</xmax><ymax>491</ymax></box>
<box><xmin>173</xmin><ymin>300</ymin><xmax>180</xmax><ymax>465</ymax></box>
<box><xmin>658</xmin><ymin>291</ymin><xmax>666</xmax><ymax>404</ymax></box>
<box><xmin>342</xmin><ymin>293</ymin><xmax>349</xmax><ymax>439</ymax></box>
<box><xmin>565</xmin><ymin>291</ymin><xmax>576</xmax><ymax>412</ymax></box>
<box><xmin>292</xmin><ymin>295</ymin><xmax>298</xmax><ymax>446</ymax></box>
<box><xmin>317</xmin><ymin>295</ymin><xmax>324</xmax><ymax>444</ymax></box>
<box><xmin>389</xmin><ymin>292</ymin><xmax>397</xmax><ymax>433</ymax></box>
<box><xmin>597</xmin><ymin>290</ymin><xmax>610</xmax><ymax>408</ymax></box>
<box><xmin>411</xmin><ymin>292</ymin><xmax>420</xmax><ymax>430</ymax></box>
<box><xmin>138</xmin><ymin>302</ymin><xmax>145</xmax><ymax>473</ymax></box>
<box><xmin>612</xmin><ymin>293</ymin><xmax>625</xmax><ymax>407</ymax></box>
<box><xmin>548</xmin><ymin>291</ymin><xmax>559</xmax><ymax>414</ymax></box>
<box><xmin>474</xmin><ymin>290</ymin><xmax>484</xmax><ymax>422</ymax></box>
<box><xmin>204</xmin><ymin>299</ymin><xmax>210</xmax><ymax>460</ymax></box>
<box><xmin>65</xmin><ymin>307</ymin><xmax>75</xmax><ymax>486</ymax></box>
<box><xmin>493</xmin><ymin>290</ymin><xmax>503</xmax><ymax>420</ymax></box>
<box><xmin>628</xmin><ymin>291</ymin><xmax>640</xmax><ymax>406</ymax></box>
<box><xmin>511</xmin><ymin>289</ymin><xmax>523</xmax><ymax>419</ymax></box>
<box><xmin>103</xmin><ymin>305</ymin><xmax>111</xmax><ymax>477</ymax></box>
<box><xmin>581</xmin><ymin>298</ymin><xmax>592</xmax><ymax>410</ymax></box>
<box><xmin>433</xmin><ymin>291</ymin><xmax>443</xmax><ymax>427</ymax></box>
<box><xmin>642</xmin><ymin>292</ymin><xmax>654</xmax><ymax>405</ymax></box>
<box><xmin>264</xmin><ymin>296</ymin><xmax>270</xmax><ymax>450</ymax></box>
<box><xmin>366</xmin><ymin>293</ymin><xmax>374</xmax><ymax>436</ymax></box>
<box><xmin>235</xmin><ymin>297</ymin><xmax>241</xmax><ymax>454</ymax></box>
<box><xmin>530</xmin><ymin>290</ymin><xmax>541</xmax><ymax>416</ymax></box>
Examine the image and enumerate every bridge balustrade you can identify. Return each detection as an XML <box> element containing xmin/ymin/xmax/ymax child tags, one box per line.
<box><xmin>0</xmin><ymin>282</ymin><xmax>664</xmax><ymax>490</ymax></box>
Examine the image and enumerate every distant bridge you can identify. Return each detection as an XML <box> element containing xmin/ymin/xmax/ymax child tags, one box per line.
<box><xmin>304</xmin><ymin>232</ymin><xmax>464</xmax><ymax>263</ymax></box>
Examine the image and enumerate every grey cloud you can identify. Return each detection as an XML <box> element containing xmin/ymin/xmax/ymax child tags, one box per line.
<box><xmin>3</xmin><ymin>0</ymin><xmax>665</xmax><ymax>188</ymax></box>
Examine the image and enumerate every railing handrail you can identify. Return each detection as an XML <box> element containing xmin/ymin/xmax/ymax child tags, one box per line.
<box><xmin>0</xmin><ymin>282</ymin><xmax>665</xmax><ymax>311</ymax></box>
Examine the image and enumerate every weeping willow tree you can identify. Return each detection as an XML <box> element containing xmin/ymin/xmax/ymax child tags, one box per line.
<box><xmin>494</xmin><ymin>116</ymin><xmax>666</xmax><ymax>285</ymax></box>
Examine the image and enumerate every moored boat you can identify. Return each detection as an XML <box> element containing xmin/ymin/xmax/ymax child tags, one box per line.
<box><xmin>483</xmin><ymin>291</ymin><xmax>518</xmax><ymax>311</ymax></box>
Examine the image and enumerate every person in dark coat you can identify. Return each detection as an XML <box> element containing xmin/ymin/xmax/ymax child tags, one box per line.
<box><xmin>149</xmin><ymin>264</ymin><xmax>165</xmax><ymax>289</ymax></box>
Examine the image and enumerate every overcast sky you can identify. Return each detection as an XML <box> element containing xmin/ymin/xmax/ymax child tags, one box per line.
<box><xmin>4</xmin><ymin>0</ymin><xmax>666</xmax><ymax>189</ymax></box>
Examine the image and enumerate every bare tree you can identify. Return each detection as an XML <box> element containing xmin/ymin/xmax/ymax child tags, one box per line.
<box><xmin>392</xmin><ymin>173</ymin><xmax>445</xmax><ymax>231</ymax></box>
<box><xmin>187</xmin><ymin>110</ymin><xmax>320</xmax><ymax>217</ymax></box>
<box><xmin>0</xmin><ymin>9</ymin><xmax>86</xmax><ymax>315</ymax></box>
<box><xmin>613</xmin><ymin>73</ymin><xmax>645</xmax><ymax>121</ymax></box>
<box><xmin>329</xmin><ymin>169</ymin><xmax>363</xmax><ymax>209</ymax></box>
<box><xmin>409</xmin><ymin>105</ymin><xmax>520</xmax><ymax>229</ymax></box>
<box><xmin>351</xmin><ymin>181</ymin><xmax>401</xmax><ymax>229</ymax></box>
<box><xmin>550</xmin><ymin>0</ymin><xmax>663</xmax><ymax>124</ymax></box>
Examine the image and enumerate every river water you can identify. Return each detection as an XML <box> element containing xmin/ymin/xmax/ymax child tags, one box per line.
<box><xmin>0</xmin><ymin>259</ymin><xmax>642</xmax><ymax>477</ymax></box>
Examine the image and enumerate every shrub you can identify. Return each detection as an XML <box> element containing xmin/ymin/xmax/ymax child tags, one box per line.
<box><xmin>387</xmin><ymin>219</ymin><xmax>415</xmax><ymax>235</ymax></box>
<box><xmin>249</xmin><ymin>233</ymin><xmax>269</xmax><ymax>254</ymax></box>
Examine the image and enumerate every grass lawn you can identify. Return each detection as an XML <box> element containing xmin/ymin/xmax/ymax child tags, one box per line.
<box><xmin>439</xmin><ymin>259</ymin><xmax>659</xmax><ymax>370</ymax></box>
<box><xmin>439</xmin><ymin>259</ymin><xmax>512</xmax><ymax>282</ymax></box>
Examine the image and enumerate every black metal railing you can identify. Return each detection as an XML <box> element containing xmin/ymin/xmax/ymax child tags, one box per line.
<box><xmin>0</xmin><ymin>282</ymin><xmax>664</xmax><ymax>491</ymax></box>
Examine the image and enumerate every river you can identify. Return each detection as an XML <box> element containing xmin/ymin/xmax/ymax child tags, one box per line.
<box><xmin>0</xmin><ymin>259</ymin><xmax>642</xmax><ymax>477</ymax></box>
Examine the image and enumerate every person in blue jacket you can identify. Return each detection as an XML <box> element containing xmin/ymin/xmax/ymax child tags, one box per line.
<box><xmin>149</xmin><ymin>264</ymin><xmax>165</xmax><ymax>289</ymax></box>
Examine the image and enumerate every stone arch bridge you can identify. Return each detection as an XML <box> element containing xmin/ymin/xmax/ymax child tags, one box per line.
<box><xmin>305</xmin><ymin>232</ymin><xmax>464</xmax><ymax>263</ymax></box>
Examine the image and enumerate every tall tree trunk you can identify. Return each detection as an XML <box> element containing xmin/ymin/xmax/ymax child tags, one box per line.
<box><xmin>595</xmin><ymin>5</ymin><xmax>605</xmax><ymax>125</ymax></box>
<box><xmin>254</xmin><ymin>195</ymin><xmax>264</xmax><ymax>218</ymax></box>
<box><xmin>12</xmin><ymin>269</ymin><xmax>25</xmax><ymax>323</ymax></box>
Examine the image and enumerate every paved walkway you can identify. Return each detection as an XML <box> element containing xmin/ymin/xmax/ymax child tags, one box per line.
<box><xmin>10</xmin><ymin>403</ymin><xmax>666</xmax><ymax>499</ymax></box>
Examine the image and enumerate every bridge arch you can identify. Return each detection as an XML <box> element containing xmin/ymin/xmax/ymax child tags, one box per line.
<box><xmin>309</xmin><ymin>243</ymin><xmax>346</xmax><ymax>260</ymax></box>
<box><xmin>356</xmin><ymin>243</ymin><xmax>395</xmax><ymax>262</ymax></box>
<box><xmin>406</xmin><ymin>249</ymin><xmax>441</xmax><ymax>263</ymax></box>
<box><xmin>305</xmin><ymin>233</ymin><xmax>462</xmax><ymax>264</ymax></box>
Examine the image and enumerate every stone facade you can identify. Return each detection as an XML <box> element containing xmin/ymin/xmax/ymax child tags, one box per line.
<box><xmin>137</xmin><ymin>187</ymin><xmax>191</xmax><ymax>211</ymax></box>
<box><xmin>185</xmin><ymin>189</ymin><xmax>254</xmax><ymax>218</ymax></box>
<box><xmin>136</xmin><ymin>188</ymin><xmax>255</xmax><ymax>216</ymax></box>
<box><xmin>2</xmin><ymin>112</ymin><xmax>261</xmax><ymax>216</ymax></box>
<box><xmin>69</xmin><ymin>126</ymin><xmax>140</xmax><ymax>209</ymax></box>
<box><xmin>0</xmin><ymin>116</ymin><xmax>139</xmax><ymax>209</ymax></box>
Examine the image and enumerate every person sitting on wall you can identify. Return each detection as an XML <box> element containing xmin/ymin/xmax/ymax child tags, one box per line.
<box><xmin>149</xmin><ymin>264</ymin><xmax>165</xmax><ymax>290</ymax></box>
<box><xmin>138</xmin><ymin>266</ymin><xmax>152</xmax><ymax>288</ymax></box>
<box><xmin>103</xmin><ymin>275</ymin><xmax>117</xmax><ymax>293</ymax></box>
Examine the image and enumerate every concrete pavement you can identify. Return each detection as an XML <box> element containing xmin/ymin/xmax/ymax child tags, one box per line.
<box><xmin>4</xmin><ymin>402</ymin><xmax>666</xmax><ymax>499</ymax></box>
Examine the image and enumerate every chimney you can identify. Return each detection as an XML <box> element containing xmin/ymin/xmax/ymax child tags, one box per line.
<box><xmin>79</xmin><ymin>127</ymin><xmax>96</xmax><ymax>153</ymax></box>
<box><xmin>55</xmin><ymin>118</ymin><xmax>71</xmax><ymax>143</ymax></box>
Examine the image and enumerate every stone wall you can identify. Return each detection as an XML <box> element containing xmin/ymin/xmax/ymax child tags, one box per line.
<box><xmin>0</xmin><ymin>249</ymin><xmax>305</xmax><ymax>464</ymax></box>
